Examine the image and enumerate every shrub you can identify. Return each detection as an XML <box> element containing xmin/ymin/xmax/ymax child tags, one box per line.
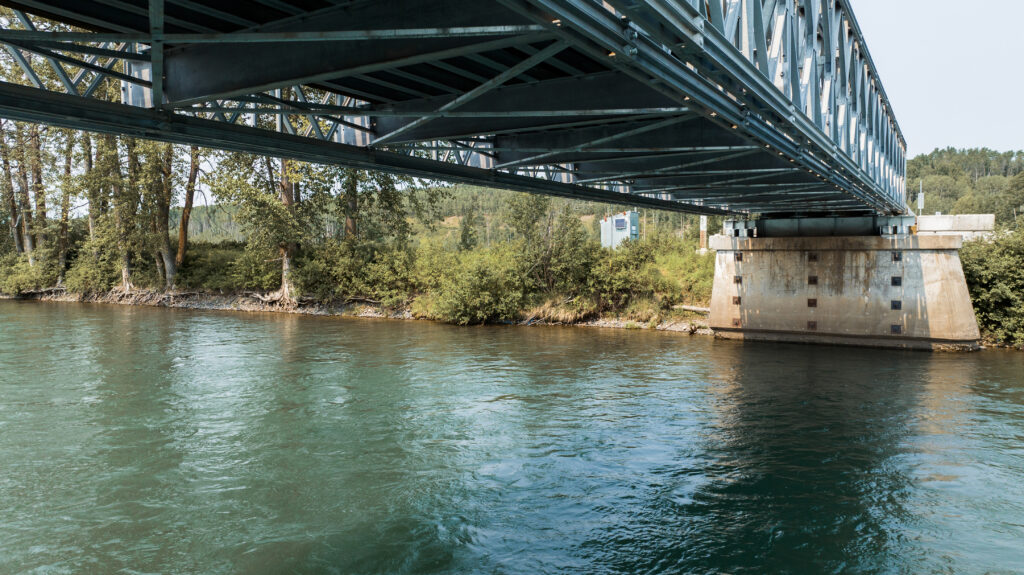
<box><xmin>228</xmin><ymin>245</ymin><xmax>281</xmax><ymax>292</ymax></box>
<box><xmin>64</xmin><ymin>233</ymin><xmax>121</xmax><ymax>294</ymax></box>
<box><xmin>412</xmin><ymin>239</ymin><xmax>458</xmax><ymax>293</ymax></box>
<box><xmin>293</xmin><ymin>239</ymin><xmax>415</xmax><ymax>307</ymax></box>
<box><xmin>650</xmin><ymin>235</ymin><xmax>715</xmax><ymax>306</ymax></box>
<box><xmin>361</xmin><ymin>247</ymin><xmax>415</xmax><ymax>308</ymax></box>
<box><xmin>292</xmin><ymin>239</ymin><xmax>353</xmax><ymax>301</ymax></box>
<box><xmin>589</xmin><ymin>239</ymin><xmax>664</xmax><ymax>310</ymax></box>
<box><xmin>432</xmin><ymin>246</ymin><xmax>526</xmax><ymax>325</ymax></box>
<box><xmin>961</xmin><ymin>231</ymin><xmax>1024</xmax><ymax>345</ymax></box>
<box><xmin>176</xmin><ymin>241</ymin><xmax>247</xmax><ymax>291</ymax></box>
<box><xmin>0</xmin><ymin>254</ymin><xmax>57</xmax><ymax>294</ymax></box>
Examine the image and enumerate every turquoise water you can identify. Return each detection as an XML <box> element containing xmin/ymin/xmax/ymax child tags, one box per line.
<box><xmin>1</xmin><ymin>300</ymin><xmax>1023</xmax><ymax>574</ymax></box>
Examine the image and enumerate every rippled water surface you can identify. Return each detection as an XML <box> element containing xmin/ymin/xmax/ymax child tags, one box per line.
<box><xmin>2</xmin><ymin>300</ymin><xmax>1024</xmax><ymax>574</ymax></box>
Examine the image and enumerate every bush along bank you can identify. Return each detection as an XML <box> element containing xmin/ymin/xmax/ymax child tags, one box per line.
<box><xmin>961</xmin><ymin>231</ymin><xmax>1024</xmax><ymax>347</ymax></box>
<box><xmin>1</xmin><ymin>230</ymin><xmax>716</xmax><ymax>330</ymax></box>
<box><xmin>9</xmin><ymin>226</ymin><xmax>1024</xmax><ymax>346</ymax></box>
<box><xmin>0</xmin><ymin>130</ymin><xmax>716</xmax><ymax>332</ymax></box>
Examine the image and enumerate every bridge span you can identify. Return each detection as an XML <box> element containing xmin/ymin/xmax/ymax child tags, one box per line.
<box><xmin>1</xmin><ymin>0</ymin><xmax>980</xmax><ymax>350</ymax></box>
<box><xmin>0</xmin><ymin>0</ymin><xmax>904</xmax><ymax>216</ymax></box>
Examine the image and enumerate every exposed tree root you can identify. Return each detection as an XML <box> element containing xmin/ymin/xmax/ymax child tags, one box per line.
<box><xmin>245</xmin><ymin>290</ymin><xmax>298</xmax><ymax>309</ymax></box>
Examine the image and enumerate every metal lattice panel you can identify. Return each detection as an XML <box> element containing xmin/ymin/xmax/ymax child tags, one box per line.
<box><xmin>0</xmin><ymin>0</ymin><xmax>906</xmax><ymax>215</ymax></box>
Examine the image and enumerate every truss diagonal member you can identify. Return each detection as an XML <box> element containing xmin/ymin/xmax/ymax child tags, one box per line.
<box><xmin>494</xmin><ymin>115</ymin><xmax>694</xmax><ymax>170</ymax></box>
<box><xmin>575</xmin><ymin>149</ymin><xmax>760</xmax><ymax>184</ymax></box>
<box><xmin>82</xmin><ymin>44</ymin><xmax>129</xmax><ymax>97</ymax></box>
<box><xmin>251</xmin><ymin>92</ymin><xmax>374</xmax><ymax>134</ymax></box>
<box><xmin>0</xmin><ymin>39</ymin><xmax>150</xmax><ymax>88</ymax></box>
<box><xmin>165</xmin><ymin>32</ymin><xmax>554</xmax><ymax>107</ymax></box>
<box><xmin>150</xmin><ymin>0</ymin><xmax>164</xmax><ymax>107</ymax></box>
<box><xmin>2</xmin><ymin>0</ymin><xmax>137</xmax><ymax>33</ymax></box>
<box><xmin>22</xmin><ymin>41</ymin><xmax>151</xmax><ymax>62</ymax></box>
<box><xmin>372</xmin><ymin>41</ymin><xmax>569</xmax><ymax>146</ymax></box>
<box><xmin>251</xmin><ymin>0</ymin><xmax>303</xmax><ymax>16</ymax></box>
<box><xmin>68</xmin><ymin>44</ymin><xmax>106</xmax><ymax>85</ymax></box>
<box><xmin>12</xmin><ymin>10</ymin><xmax>76</xmax><ymax>94</ymax></box>
<box><xmin>2</xmin><ymin>44</ymin><xmax>44</xmax><ymax>89</ymax></box>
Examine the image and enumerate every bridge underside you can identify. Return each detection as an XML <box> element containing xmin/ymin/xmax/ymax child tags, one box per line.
<box><xmin>0</xmin><ymin>0</ymin><xmax>906</xmax><ymax>215</ymax></box>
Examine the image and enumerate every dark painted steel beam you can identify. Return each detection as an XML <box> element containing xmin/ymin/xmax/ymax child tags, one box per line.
<box><xmin>0</xmin><ymin>81</ymin><xmax>732</xmax><ymax>215</ymax></box>
<box><xmin>0</xmin><ymin>0</ymin><xmax>906</xmax><ymax>217</ymax></box>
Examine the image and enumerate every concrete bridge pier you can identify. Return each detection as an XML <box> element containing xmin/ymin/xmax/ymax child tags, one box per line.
<box><xmin>708</xmin><ymin>217</ymin><xmax>980</xmax><ymax>351</ymax></box>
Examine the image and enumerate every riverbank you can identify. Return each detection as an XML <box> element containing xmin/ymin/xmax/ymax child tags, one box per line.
<box><xmin>1</xmin><ymin>289</ymin><xmax>714</xmax><ymax>335</ymax></box>
<box><xmin>8</xmin><ymin>290</ymin><xmax>1022</xmax><ymax>350</ymax></box>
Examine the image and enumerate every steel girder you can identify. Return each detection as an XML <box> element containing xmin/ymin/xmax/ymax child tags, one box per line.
<box><xmin>0</xmin><ymin>0</ymin><xmax>906</xmax><ymax>216</ymax></box>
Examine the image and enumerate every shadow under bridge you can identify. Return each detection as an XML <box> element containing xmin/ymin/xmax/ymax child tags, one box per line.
<box><xmin>0</xmin><ymin>0</ymin><xmax>905</xmax><ymax>216</ymax></box>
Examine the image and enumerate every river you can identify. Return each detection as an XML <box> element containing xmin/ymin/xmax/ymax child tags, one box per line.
<box><xmin>1</xmin><ymin>300</ymin><xmax>1023</xmax><ymax>574</ymax></box>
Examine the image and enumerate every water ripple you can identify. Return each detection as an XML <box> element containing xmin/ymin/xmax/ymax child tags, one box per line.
<box><xmin>1</xmin><ymin>301</ymin><xmax>1023</xmax><ymax>574</ymax></box>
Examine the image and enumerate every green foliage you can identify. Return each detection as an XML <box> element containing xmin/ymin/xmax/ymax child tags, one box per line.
<box><xmin>961</xmin><ymin>231</ymin><xmax>1024</xmax><ymax>345</ymax></box>
<box><xmin>590</xmin><ymin>239</ymin><xmax>665</xmax><ymax>310</ymax></box>
<box><xmin>998</xmin><ymin>173</ymin><xmax>1024</xmax><ymax>226</ymax></box>
<box><xmin>169</xmin><ymin>204</ymin><xmax>245</xmax><ymax>243</ymax></box>
<box><xmin>175</xmin><ymin>241</ymin><xmax>246</xmax><ymax>291</ymax></box>
<box><xmin>908</xmin><ymin>148</ymin><xmax>1024</xmax><ymax>225</ymax></box>
<box><xmin>918</xmin><ymin>175</ymin><xmax>967</xmax><ymax>216</ymax></box>
<box><xmin>63</xmin><ymin>224</ymin><xmax>121</xmax><ymax>293</ymax></box>
<box><xmin>430</xmin><ymin>245</ymin><xmax>527</xmax><ymax>325</ymax></box>
<box><xmin>210</xmin><ymin>156</ymin><xmax>304</xmax><ymax>256</ymax></box>
<box><xmin>412</xmin><ymin>239</ymin><xmax>458</xmax><ymax>293</ymax></box>
<box><xmin>908</xmin><ymin>148</ymin><xmax>1024</xmax><ymax>182</ymax></box>
<box><xmin>0</xmin><ymin>220</ymin><xmax>13</xmax><ymax>256</ymax></box>
<box><xmin>649</xmin><ymin>234</ymin><xmax>715</xmax><ymax>305</ymax></box>
<box><xmin>457</xmin><ymin>200</ymin><xmax>481</xmax><ymax>251</ymax></box>
<box><xmin>545</xmin><ymin>206</ymin><xmax>600</xmax><ymax>296</ymax></box>
<box><xmin>0</xmin><ymin>253</ymin><xmax>57</xmax><ymax>294</ymax></box>
<box><xmin>292</xmin><ymin>239</ymin><xmax>415</xmax><ymax>308</ymax></box>
<box><xmin>361</xmin><ymin>248</ymin><xmax>415</xmax><ymax>308</ymax></box>
<box><xmin>503</xmin><ymin>193</ymin><xmax>550</xmax><ymax>242</ymax></box>
<box><xmin>228</xmin><ymin>245</ymin><xmax>281</xmax><ymax>292</ymax></box>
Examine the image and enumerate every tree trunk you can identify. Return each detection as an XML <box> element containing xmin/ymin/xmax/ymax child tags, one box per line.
<box><xmin>175</xmin><ymin>145</ymin><xmax>199</xmax><ymax>268</ymax></box>
<box><xmin>157</xmin><ymin>143</ymin><xmax>176</xmax><ymax>289</ymax></box>
<box><xmin>343</xmin><ymin>169</ymin><xmax>358</xmax><ymax>238</ymax></box>
<box><xmin>153</xmin><ymin>236</ymin><xmax>166</xmax><ymax>285</ymax></box>
<box><xmin>0</xmin><ymin>125</ymin><xmax>24</xmax><ymax>254</ymax></box>
<box><xmin>13</xmin><ymin>127</ymin><xmax>35</xmax><ymax>263</ymax></box>
<box><xmin>278</xmin><ymin>157</ymin><xmax>295</xmax><ymax>301</ymax></box>
<box><xmin>83</xmin><ymin>134</ymin><xmax>96</xmax><ymax>240</ymax></box>
<box><xmin>57</xmin><ymin>132</ymin><xmax>75</xmax><ymax>285</ymax></box>
<box><xmin>111</xmin><ymin>135</ymin><xmax>135</xmax><ymax>291</ymax></box>
<box><xmin>28</xmin><ymin>124</ymin><xmax>47</xmax><ymax>247</ymax></box>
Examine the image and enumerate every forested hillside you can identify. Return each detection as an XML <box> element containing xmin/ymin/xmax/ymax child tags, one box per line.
<box><xmin>908</xmin><ymin>148</ymin><xmax>1024</xmax><ymax>223</ymax></box>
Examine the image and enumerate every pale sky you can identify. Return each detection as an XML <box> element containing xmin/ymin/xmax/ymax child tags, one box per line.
<box><xmin>850</xmin><ymin>0</ymin><xmax>1023</xmax><ymax>156</ymax></box>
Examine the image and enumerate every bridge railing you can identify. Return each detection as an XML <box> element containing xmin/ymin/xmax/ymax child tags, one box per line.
<box><xmin>602</xmin><ymin>0</ymin><xmax>906</xmax><ymax>210</ymax></box>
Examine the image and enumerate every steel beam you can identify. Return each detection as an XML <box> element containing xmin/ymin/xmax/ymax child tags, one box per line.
<box><xmin>0</xmin><ymin>80</ymin><xmax>732</xmax><ymax>215</ymax></box>
<box><xmin>0</xmin><ymin>26</ymin><xmax>550</xmax><ymax>44</ymax></box>
<box><xmin>0</xmin><ymin>0</ymin><xmax>906</xmax><ymax>217</ymax></box>
<box><xmin>372</xmin><ymin>40</ymin><xmax>568</xmax><ymax>145</ymax></box>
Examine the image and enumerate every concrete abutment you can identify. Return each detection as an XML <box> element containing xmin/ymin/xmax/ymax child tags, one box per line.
<box><xmin>708</xmin><ymin>229</ymin><xmax>981</xmax><ymax>351</ymax></box>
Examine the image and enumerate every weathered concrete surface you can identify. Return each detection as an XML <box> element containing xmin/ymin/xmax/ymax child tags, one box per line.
<box><xmin>709</xmin><ymin>235</ymin><xmax>980</xmax><ymax>351</ymax></box>
<box><xmin>917</xmin><ymin>214</ymin><xmax>995</xmax><ymax>240</ymax></box>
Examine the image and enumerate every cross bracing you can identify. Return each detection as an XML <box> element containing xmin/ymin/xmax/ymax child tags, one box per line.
<box><xmin>0</xmin><ymin>0</ymin><xmax>905</xmax><ymax>216</ymax></box>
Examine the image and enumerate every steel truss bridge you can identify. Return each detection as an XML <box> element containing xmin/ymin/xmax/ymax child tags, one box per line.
<box><xmin>0</xmin><ymin>0</ymin><xmax>905</xmax><ymax>216</ymax></box>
